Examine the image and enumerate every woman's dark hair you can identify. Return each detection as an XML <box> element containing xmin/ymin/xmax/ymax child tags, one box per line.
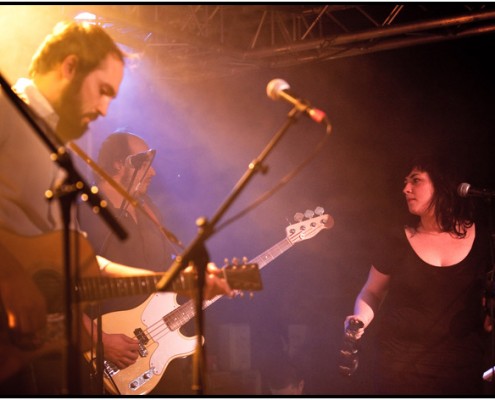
<box><xmin>405</xmin><ymin>153</ymin><xmax>474</xmax><ymax>238</ymax></box>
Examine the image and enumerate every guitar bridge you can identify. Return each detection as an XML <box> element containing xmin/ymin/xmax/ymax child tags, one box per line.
<box><xmin>138</xmin><ymin>342</ymin><xmax>148</xmax><ymax>357</ymax></box>
<box><xmin>103</xmin><ymin>360</ymin><xmax>119</xmax><ymax>377</ymax></box>
<box><xmin>134</xmin><ymin>327</ymin><xmax>149</xmax><ymax>344</ymax></box>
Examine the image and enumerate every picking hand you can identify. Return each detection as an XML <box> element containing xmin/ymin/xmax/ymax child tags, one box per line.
<box><xmin>102</xmin><ymin>332</ymin><xmax>140</xmax><ymax>370</ymax></box>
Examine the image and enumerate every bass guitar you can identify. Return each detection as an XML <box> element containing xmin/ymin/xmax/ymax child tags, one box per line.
<box><xmin>90</xmin><ymin>208</ymin><xmax>333</xmax><ymax>395</ymax></box>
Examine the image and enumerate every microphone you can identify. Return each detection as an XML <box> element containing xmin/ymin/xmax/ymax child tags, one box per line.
<box><xmin>266</xmin><ymin>78</ymin><xmax>328</xmax><ymax>124</ymax></box>
<box><xmin>125</xmin><ymin>149</ymin><xmax>156</xmax><ymax>169</ymax></box>
<box><xmin>457</xmin><ymin>182</ymin><xmax>495</xmax><ymax>198</ymax></box>
<box><xmin>338</xmin><ymin>318</ymin><xmax>364</xmax><ymax>377</ymax></box>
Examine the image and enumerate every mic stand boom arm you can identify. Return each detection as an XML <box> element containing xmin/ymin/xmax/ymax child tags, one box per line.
<box><xmin>155</xmin><ymin>106</ymin><xmax>304</xmax><ymax>395</ymax></box>
<box><xmin>0</xmin><ymin>71</ymin><xmax>127</xmax><ymax>395</ymax></box>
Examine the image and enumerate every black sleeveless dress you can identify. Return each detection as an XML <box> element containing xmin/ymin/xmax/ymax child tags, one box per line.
<box><xmin>371</xmin><ymin>223</ymin><xmax>491</xmax><ymax>395</ymax></box>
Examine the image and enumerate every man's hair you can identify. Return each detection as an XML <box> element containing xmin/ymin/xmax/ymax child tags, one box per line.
<box><xmin>29</xmin><ymin>21</ymin><xmax>125</xmax><ymax>78</ymax></box>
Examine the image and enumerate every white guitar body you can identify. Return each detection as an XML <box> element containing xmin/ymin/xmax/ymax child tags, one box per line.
<box><xmin>143</xmin><ymin>293</ymin><xmax>197</xmax><ymax>374</ymax></box>
<box><xmin>100</xmin><ymin>292</ymin><xmax>199</xmax><ymax>395</ymax></box>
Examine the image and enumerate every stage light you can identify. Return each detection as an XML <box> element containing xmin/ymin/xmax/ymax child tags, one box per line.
<box><xmin>73</xmin><ymin>12</ymin><xmax>96</xmax><ymax>23</ymax></box>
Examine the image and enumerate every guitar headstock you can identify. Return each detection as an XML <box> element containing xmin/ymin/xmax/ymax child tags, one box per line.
<box><xmin>222</xmin><ymin>259</ymin><xmax>262</xmax><ymax>293</ymax></box>
<box><xmin>286</xmin><ymin>206</ymin><xmax>334</xmax><ymax>244</ymax></box>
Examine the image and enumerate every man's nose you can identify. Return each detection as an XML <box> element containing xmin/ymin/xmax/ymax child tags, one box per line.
<box><xmin>97</xmin><ymin>96</ymin><xmax>112</xmax><ymax>117</ymax></box>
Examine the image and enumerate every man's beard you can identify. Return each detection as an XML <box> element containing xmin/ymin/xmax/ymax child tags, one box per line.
<box><xmin>55</xmin><ymin>77</ymin><xmax>88</xmax><ymax>142</ymax></box>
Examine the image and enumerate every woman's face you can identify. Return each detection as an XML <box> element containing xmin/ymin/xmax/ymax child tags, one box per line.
<box><xmin>403</xmin><ymin>168</ymin><xmax>435</xmax><ymax>217</ymax></box>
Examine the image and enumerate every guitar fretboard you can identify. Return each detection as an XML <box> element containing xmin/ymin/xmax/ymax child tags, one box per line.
<box><xmin>250</xmin><ymin>238</ymin><xmax>293</xmax><ymax>270</ymax></box>
<box><xmin>74</xmin><ymin>273</ymin><xmax>187</xmax><ymax>302</ymax></box>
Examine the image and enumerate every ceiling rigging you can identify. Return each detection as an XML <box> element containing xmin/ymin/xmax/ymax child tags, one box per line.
<box><xmin>63</xmin><ymin>4</ymin><xmax>495</xmax><ymax>80</ymax></box>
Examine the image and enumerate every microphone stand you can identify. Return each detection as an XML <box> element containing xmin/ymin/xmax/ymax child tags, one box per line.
<box><xmin>155</xmin><ymin>106</ymin><xmax>305</xmax><ymax>394</ymax></box>
<box><xmin>0</xmin><ymin>72</ymin><xmax>127</xmax><ymax>395</ymax></box>
<box><xmin>97</xmin><ymin>165</ymin><xmax>139</xmax><ymax>255</ymax></box>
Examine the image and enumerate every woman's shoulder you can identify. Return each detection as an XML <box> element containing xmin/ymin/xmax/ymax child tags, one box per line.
<box><xmin>368</xmin><ymin>223</ymin><xmax>408</xmax><ymax>273</ymax></box>
<box><xmin>370</xmin><ymin>222</ymin><xmax>407</xmax><ymax>247</ymax></box>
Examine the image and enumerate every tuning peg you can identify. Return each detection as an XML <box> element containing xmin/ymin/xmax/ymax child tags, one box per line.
<box><xmin>304</xmin><ymin>209</ymin><xmax>315</xmax><ymax>219</ymax></box>
<box><xmin>233</xmin><ymin>291</ymin><xmax>255</xmax><ymax>299</ymax></box>
<box><xmin>314</xmin><ymin>206</ymin><xmax>324</xmax><ymax>216</ymax></box>
<box><xmin>293</xmin><ymin>212</ymin><xmax>304</xmax><ymax>222</ymax></box>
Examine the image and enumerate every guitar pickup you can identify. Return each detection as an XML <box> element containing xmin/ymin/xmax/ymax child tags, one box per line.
<box><xmin>134</xmin><ymin>327</ymin><xmax>149</xmax><ymax>345</ymax></box>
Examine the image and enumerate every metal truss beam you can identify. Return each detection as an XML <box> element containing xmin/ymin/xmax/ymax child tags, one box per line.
<box><xmin>61</xmin><ymin>4</ymin><xmax>495</xmax><ymax>80</ymax></box>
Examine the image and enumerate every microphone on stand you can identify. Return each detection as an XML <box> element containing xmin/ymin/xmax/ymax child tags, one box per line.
<box><xmin>266</xmin><ymin>78</ymin><xmax>329</xmax><ymax>125</ymax></box>
<box><xmin>457</xmin><ymin>182</ymin><xmax>495</xmax><ymax>198</ymax></box>
<box><xmin>126</xmin><ymin>149</ymin><xmax>156</xmax><ymax>169</ymax></box>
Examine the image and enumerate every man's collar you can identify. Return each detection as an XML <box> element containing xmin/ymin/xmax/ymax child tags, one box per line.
<box><xmin>13</xmin><ymin>78</ymin><xmax>59</xmax><ymax>130</ymax></box>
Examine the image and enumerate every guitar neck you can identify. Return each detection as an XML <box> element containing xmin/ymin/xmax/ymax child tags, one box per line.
<box><xmin>75</xmin><ymin>273</ymin><xmax>182</xmax><ymax>303</ymax></box>
<box><xmin>248</xmin><ymin>238</ymin><xmax>293</xmax><ymax>271</ymax></box>
<box><xmin>76</xmin><ymin>262</ymin><xmax>260</xmax><ymax>303</ymax></box>
<box><xmin>164</xmin><ymin>237</ymin><xmax>294</xmax><ymax>331</ymax></box>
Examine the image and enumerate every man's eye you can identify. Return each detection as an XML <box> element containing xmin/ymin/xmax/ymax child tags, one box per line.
<box><xmin>100</xmin><ymin>86</ymin><xmax>113</xmax><ymax>97</ymax></box>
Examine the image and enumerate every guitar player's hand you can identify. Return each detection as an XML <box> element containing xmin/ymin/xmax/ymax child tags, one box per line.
<box><xmin>203</xmin><ymin>262</ymin><xmax>234</xmax><ymax>300</ymax></box>
<box><xmin>0</xmin><ymin>249</ymin><xmax>47</xmax><ymax>350</ymax></box>
<box><xmin>102</xmin><ymin>332</ymin><xmax>140</xmax><ymax>370</ymax></box>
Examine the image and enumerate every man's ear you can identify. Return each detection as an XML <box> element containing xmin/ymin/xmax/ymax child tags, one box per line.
<box><xmin>60</xmin><ymin>54</ymin><xmax>78</xmax><ymax>80</ymax></box>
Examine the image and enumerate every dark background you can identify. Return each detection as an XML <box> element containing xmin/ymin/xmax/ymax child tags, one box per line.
<box><xmin>2</xmin><ymin>5</ymin><xmax>495</xmax><ymax>395</ymax></box>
